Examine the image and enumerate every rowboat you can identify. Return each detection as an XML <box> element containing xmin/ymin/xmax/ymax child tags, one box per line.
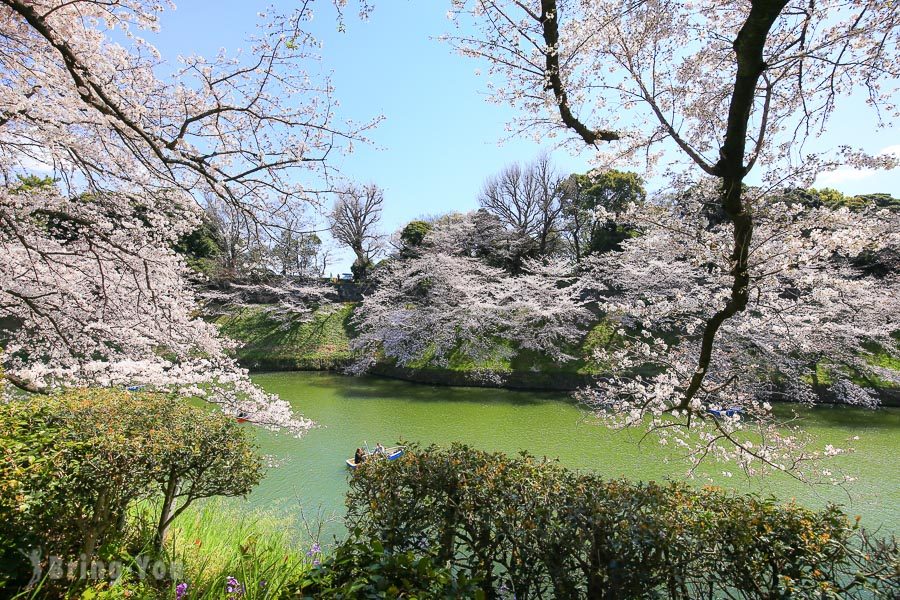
<box><xmin>706</xmin><ymin>407</ymin><xmax>743</xmax><ymax>418</ymax></box>
<box><xmin>346</xmin><ymin>445</ymin><xmax>405</xmax><ymax>469</ymax></box>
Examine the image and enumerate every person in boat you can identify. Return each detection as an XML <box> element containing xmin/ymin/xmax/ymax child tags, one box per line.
<box><xmin>374</xmin><ymin>442</ymin><xmax>385</xmax><ymax>455</ymax></box>
<box><xmin>354</xmin><ymin>447</ymin><xmax>365</xmax><ymax>465</ymax></box>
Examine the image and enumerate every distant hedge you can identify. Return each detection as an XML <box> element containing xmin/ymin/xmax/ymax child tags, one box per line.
<box><xmin>345</xmin><ymin>444</ymin><xmax>899</xmax><ymax>599</ymax></box>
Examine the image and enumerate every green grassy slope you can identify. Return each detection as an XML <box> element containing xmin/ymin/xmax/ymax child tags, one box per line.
<box><xmin>212</xmin><ymin>302</ymin><xmax>615</xmax><ymax>388</ymax></box>
<box><xmin>214</xmin><ymin>303</ymin><xmax>356</xmax><ymax>371</ymax></box>
<box><xmin>213</xmin><ymin>303</ymin><xmax>898</xmax><ymax>396</ymax></box>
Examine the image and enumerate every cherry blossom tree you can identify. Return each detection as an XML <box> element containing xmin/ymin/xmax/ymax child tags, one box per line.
<box><xmin>0</xmin><ymin>0</ymin><xmax>377</xmax><ymax>432</ymax></box>
<box><xmin>448</xmin><ymin>0</ymin><xmax>900</xmax><ymax>476</ymax></box>
<box><xmin>350</xmin><ymin>211</ymin><xmax>591</xmax><ymax>377</ymax></box>
<box><xmin>577</xmin><ymin>188</ymin><xmax>899</xmax><ymax>478</ymax></box>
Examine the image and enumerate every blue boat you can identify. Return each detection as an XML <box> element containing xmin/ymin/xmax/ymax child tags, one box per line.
<box><xmin>706</xmin><ymin>407</ymin><xmax>743</xmax><ymax>418</ymax></box>
<box><xmin>346</xmin><ymin>445</ymin><xmax>405</xmax><ymax>469</ymax></box>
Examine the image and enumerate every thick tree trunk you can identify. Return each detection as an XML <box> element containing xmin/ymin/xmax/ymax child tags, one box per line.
<box><xmin>0</xmin><ymin>371</ymin><xmax>49</xmax><ymax>394</ymax></box>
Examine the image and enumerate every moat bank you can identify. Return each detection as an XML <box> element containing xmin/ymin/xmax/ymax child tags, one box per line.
<box><xmin>215</xmin><ymin>304</ymin><xmax>900</xmax><ymax>402</ymax></box>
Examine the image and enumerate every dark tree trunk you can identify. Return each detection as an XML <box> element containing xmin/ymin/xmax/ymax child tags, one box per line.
<box><xmin>677</xmin><ymin>0</ymin><xmax>789</xmax><ymax>411</ymax></box>
<box><xmin>154</xmin><ymin>469</ymin><xmax>179</xmax><ymax>552</ymax></box>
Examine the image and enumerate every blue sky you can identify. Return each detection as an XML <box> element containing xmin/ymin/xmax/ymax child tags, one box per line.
<box><xmin>149</xmin><ymin>1</ymin><xmax>899</xmax><ymax>273</ymax></box>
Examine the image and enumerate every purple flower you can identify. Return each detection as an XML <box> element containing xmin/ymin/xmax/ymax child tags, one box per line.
<box><xmin>175</xmin><ymin>582</ymin><xmax>188</xmax><ymax>600</ymax></box>
<box><xmin>225</xmin><ymin>576</ymin><xmax>244</xmax><ymax>596</ymax></box>
<box><xmin>306</xmin><ymin>542</ymin><xmax>321</xmax><ymax>557</ymax></box>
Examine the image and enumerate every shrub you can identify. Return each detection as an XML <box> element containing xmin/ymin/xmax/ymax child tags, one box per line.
<box><xmin>0</xmin><ymin>389</ymin><xmax>262</xmax><ymax>591</ymax></box>
<box><xmin>140</xmin><ymin>398</ymin><xmax>263</xmax><ymax>552</ymax></box>
<box><xmin>1</xmin><ymin>390</ymin><xmax>156</xmax><ymax>564</ymax></box>
<box><xmin>345</xmin><ymin>443</ymin><xmax>899</xmax><ymax>599</ymax></box>
<box><xmin>398</xmin><ymin>220</ymin><xmax>433</xmax><ymax>258</ymax></box>
<box><xmin>293</xmin><ymin>533</ymin><xmax>480</xmax><ymax>599</ymax></box>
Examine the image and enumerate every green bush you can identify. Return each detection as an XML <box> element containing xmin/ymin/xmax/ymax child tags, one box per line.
<box><xmin>293</xmin><ymin>533</ymin><xmax>481</xmax><ymax>599</ymax></box>
<box><xmin>399</xmin><ymin>221</ymin><xmax>433</xmax><ymax>259</ymax></box>
<box><xmin>1</xmin><ymin>390</ymin><xmax>156</xmax><ymax>566</ymax></box>
<box><xmin>0</xmin><ymin>389</ymin><xmax>261</xmax><ymax>592</ymax></box>
<box><xmin>345</xmin><ymin>444</ymin><xmax>900</xmax><ymax>599</ymax></box>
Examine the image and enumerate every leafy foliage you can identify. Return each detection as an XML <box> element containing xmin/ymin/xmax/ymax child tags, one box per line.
<box><xmin>0</xmin><ymin>389</ymin><xmax>262</xmax><ymax>588</ymax></box>
<box><xmin>398</xmin><ymin>220</ymin><xmax>433</xmax><ymax>258</ymax></box>
<box><xmin>294</xmin><ymin>535</ymin><xmax>481</xmax><ymax>599</ymax></box>
<box><xmin>345</xmin><ymin>443</ymin><xmax>900</xmax><ymax>599</ymax></box>
<box><xmin>153</xmin><ymin>500</ymin><xmax>315</xmax><ymax>600</ymax></box>
<box><xmin>560</xmin><ymin>169</ymin><xmax>646</xmax><ymax>258</ymax></box>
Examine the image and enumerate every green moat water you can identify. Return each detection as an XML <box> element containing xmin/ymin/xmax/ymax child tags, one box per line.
<box><xmin>248</xmin><ymin>372</ymin><xmax>899</xmax><ymax>535</ymax></box>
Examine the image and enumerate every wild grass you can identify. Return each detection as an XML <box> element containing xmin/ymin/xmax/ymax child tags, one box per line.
<box><xmin>9</xmin><ymin>500</ymin><xmax>315</xmax><ymax>599</ymax></box>
<box><xmin>119</xmin><ymin>500</ymin><xmax>318</xmax><ymax>600</ymax></box>
<box><xmin>6</xmin><ymin>483</ymin><xmax>327</xmax><ymax>600</ymax></box>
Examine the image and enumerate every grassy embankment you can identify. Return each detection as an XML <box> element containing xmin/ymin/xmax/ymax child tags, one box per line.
<box><xmin>214</xmin><ymin>304</ymin><xmax>356</xmax><ymax>372</ymax></box>
<box><xmin>213</xmin><ymin>303</ymin><xmax>620</xmax><ymax>389</ymax></box>
<box><xmin>215</xmin><ymin>303</ymin><xmax>899</xmax><ymax>394</ymax></box>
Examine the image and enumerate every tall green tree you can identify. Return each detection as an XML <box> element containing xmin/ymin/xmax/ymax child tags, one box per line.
<box><xmin>560</xmin><ymin>169</ymin><xmax>646</xmax><ymax>260</ymax></box>
<box><xmin>397</xmin><ymin>220</ymin><xmax>432</xmax><ymax>258</ymax></box>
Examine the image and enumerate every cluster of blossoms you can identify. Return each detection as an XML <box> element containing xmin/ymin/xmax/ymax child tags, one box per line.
<box><xmin>448</xmin><ymin>0</ymin><xmax>900</xmax><ymax>179</ymax></box>
<box><xmin>350</xmin><ymin>212</ymin><xmax>592</xmax><ymax>377</ymax></box>
<box><xmin>306</xmin><ymin>542</ymin><xmax>322</xmax><ymax>566</ymax></box>
<box><xmin>225</xmin><ymin>575</ymin><xmax>244</xmax><ymax>597</ymax></box>
<box><xmin>445</xmin><ymin>0</ymin><xmax>900</xmax><ymax>479</ymax></box>
<box><xmin>0</xmin><ymin>183</ymin><xmax>310</xmax><ymax>431</ymax></box>
<box><xmin>199</xmin><ymin>281</ymin><xmax>333</xmax><ymax>326</ymax></box>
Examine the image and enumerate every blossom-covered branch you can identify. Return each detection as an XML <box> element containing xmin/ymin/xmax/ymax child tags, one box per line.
<box><xmin>449</xmin><ymin>0</ymin><xmax>900</xmax><ymax>474</ymax></box>
<box><xmin>578</xmin><ymin>191</ymin><xmax>899</xmax><ymax>478</ymax></box>
<box><xmin>0</xmin><ymin>0</ymin><xmax>377</xmax><ymax>432</ymax></box>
